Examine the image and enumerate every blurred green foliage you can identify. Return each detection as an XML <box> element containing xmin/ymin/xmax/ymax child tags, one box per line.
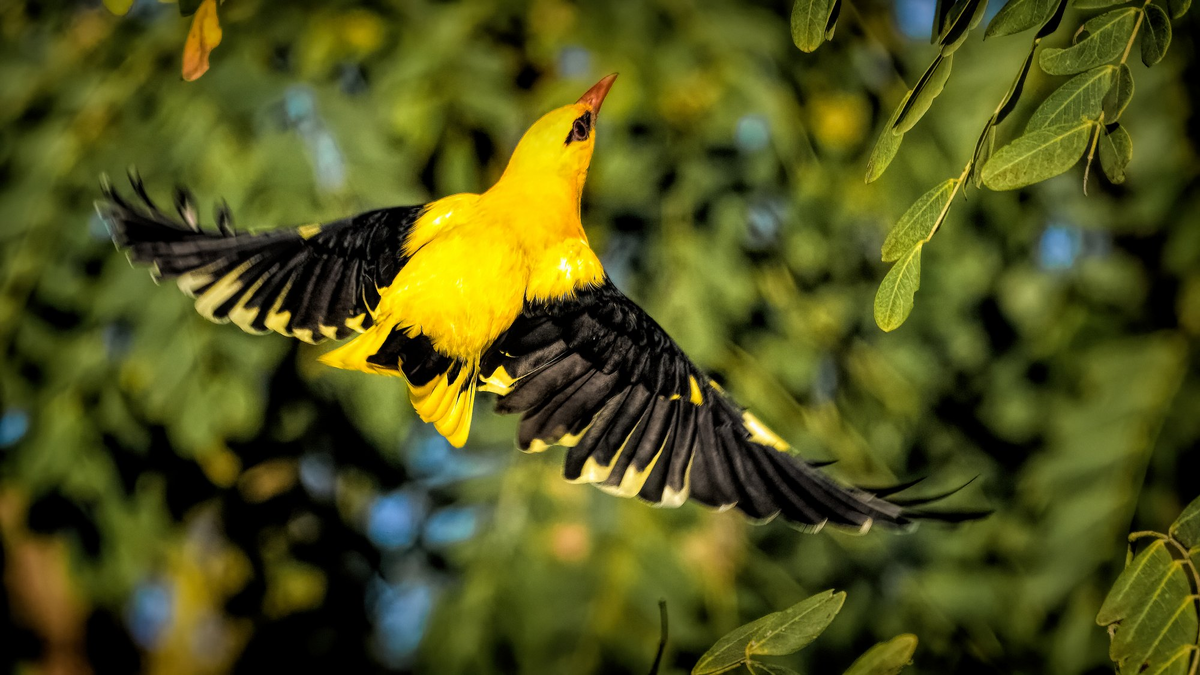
<box><xmin>0</xmin><ymin>0</ymin><xmax>1198</xmax><ymax>674</ymax></box>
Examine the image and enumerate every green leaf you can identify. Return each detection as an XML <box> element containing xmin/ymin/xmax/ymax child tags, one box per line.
<box><xmin>995</xmin><ymin>46</ymin><xmax>1037</xmax><ymax>125</ymax></box>
<box><xmin>747</xmin><ymin>590</ymin><xmax>846</xmax><ymax>657</ymax></box>
<box><xmin>1168</xmin><ymin>0</ymin><xmax>1191</xmax><ymax>19</ymax></box>
<box><xmin>1098</xmin><ymin>123</ymin><xmax>1132</xmax><ymax>184</ymax></box>
<box><xmin>843</xmin><ymin>635</ymin><xmax>919</xmax><ymax>675</ymax></box>
<box><xmin>1039</xmin><ymin>8</ymin><xmax>1139</xmax><ymax>75</ymax></box>
<box><xmin>985</xmin><ymin>0</ymin><xmax>1061</xmax><ymax>38</ymax></box>
<box><xmin>940</xmin><ymin>0</ymin><xmax>989</xmax><ymax>54</ymax></box>
<box><xmin>179</xmin><ymin>0</ymin><xmax>203</xmax><ymax>16</ymax></box>
<box><xmin>1072</xmin><ymin>0</ymin><xmax>1130</xmax><ymax>8</ymax></box>
<box><xmin>825</xmin><ymin>0</ymin><xmax>843</xmax><ymax>40</ymax></box>
<box><xmin>1037</xmin><ymin>0</ymin><xmax>1070</xmax><ymax>37</ymax></box>
<box><xmin>866</xmin><ymin>92</ymin><xmax>908</xmax><ymax>183</ymax></box>
<box><xmin>1169</xmin><ymin>494</ymin><xmax>1200</xmax><ymax>549</ymax></box>
<box><xmin>1026</xmin><ymin>66</ymin><xmax>1116</xmax><ymax>131</ymax></box>
<box><xmin>102</xmin><ymin>0</ymin><xmax>133</xmax><ymax>15</ymax></box>
<box><xmin>882</xmin><ymin>179</ymin><xmax>959</xmax><ymax>262</ymax></box>
<box><xmin>1097</xmin><ymin>539</ymin><xmax>1199</xmax><ymax>675</ymax></box>
<box><xmin>894</xmin><ymin>55</ymin><xmax>954</xmax><ymax>133</ymax></box>
<box><xmin>792</xmin><ymin>0</ymin><xmax>837</xmax><ymax>52</ymax></box>
<box><xmin>875</xmin><ymin>245</ymin><xmax>923</xmax><ymax>332</ymax></box>
<box><xmin>693</xmin><ymin>591</ymin><xmax>846</xmax><ymax>674</ymax></box>
<box><xmin>746</xmin><ymin>663</ymin><xmax>802</xmax><ymax>675</ymax></box>
<box><xmin>693</xmin><ymin>617</ymin><xmax>770</xmax><ymax>674</ymax></box>
<box><xmin>1102</xmin><ymin>63</ymin><xmax>1134</xmax><ymax>122</ymax></box>
<box><xmin>1140</xmin><ymin>3</ymin><xmax>1172</xmax><ymax>66</ymax></box>
<box><xmin>970</xmin><ymin>123</ymin><xmax>997</xmax><ymax>187</ymax></box>
<box><xmin>932</xmin><ymin>0</ymin><xmax>956</xmax><ymax>41</ymax></box>
<box><xmin>981</xmin><ymin>121</ymin><xmax>1092</xmax><ymax>190</ymax></box>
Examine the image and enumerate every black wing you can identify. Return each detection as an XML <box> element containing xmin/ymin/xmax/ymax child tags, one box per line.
<box><xmin>481</xmin><ymin>280</ymin><xmax>921</xmax><ymax>531</ymax></box>
<box><xmin>99</xmin><ymin>173</ymin><xmax>424</xmax><ymax>343</ymax></box>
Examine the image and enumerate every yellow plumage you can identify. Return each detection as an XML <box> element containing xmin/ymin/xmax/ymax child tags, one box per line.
<box><xmin>317</xmin><ymin>87</ymin><xmax>609</xmax><ymax>446</ymax></box>
<box><xmin>103</xmin><ymin>73</ymin><xmax>977</xmax><ymax>529</ymax></box>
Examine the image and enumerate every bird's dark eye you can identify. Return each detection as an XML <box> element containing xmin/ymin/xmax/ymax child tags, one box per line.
<box><xmin>565</xmin><ymin>112</ymin><xmax>593</xmax><ymax>145</ymax></box>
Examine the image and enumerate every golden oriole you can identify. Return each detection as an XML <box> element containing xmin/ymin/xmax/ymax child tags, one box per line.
<box><xmin>101</xmin><ymin>75</ymin><xmax>969</xmax><ymax>532</ymax></box>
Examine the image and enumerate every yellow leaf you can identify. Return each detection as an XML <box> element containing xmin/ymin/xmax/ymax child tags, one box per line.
<box><xmin>182</xmin><ymin>0</ymin><xmax>222</xmax><ymax>82</ymax></box>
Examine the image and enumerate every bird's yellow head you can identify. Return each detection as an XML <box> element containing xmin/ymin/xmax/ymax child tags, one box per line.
<box><xmin>500</xmin><ymin>74</ymin><xmax>618</xmax><ymax>193</ymax></box>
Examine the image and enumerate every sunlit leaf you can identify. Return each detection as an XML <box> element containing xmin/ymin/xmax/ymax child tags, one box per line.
<box><xmin>1026</xmin><ymin>66</ymin><xmax>1116</xmax><ymax>131</ymax></box>
<box><xmin>1102</xmin><ymin>63</ymin><xmax>1134</xmax><ymax>122</ymax></box>
<box><xmin>882</xmin><ymin>179</ymin><xmax>958</xmax><ymax>262</ymax></box>
<box><xmin>937</xmin><ymin>0</ymin><xmax>979</xmax><ymax>42</ymax></box>
<box><xmin>746</xmin><ymin>662</ymin><xmax>802</xmax><ymax>675</ymax></box>
<box><xmin>866</xmin><ymin>92</ymin><xmax>908</xmax><ymax>183</ymax></box>
<box><xmin>893</xmin><ymin>55</ymin><xmax>953</xmax><ymax>134</ymax></box>
<box><xmin>1168</xmin><ymin>494</ymin><xmax>1200</xmax><ymax>549</ymax></box>
<box><xmin>1037</xmin><ymin>0</ymin><xmax>1071</xmax><ymax>37</ymax></box>
<box><xmin>981</xmin><ymin>121</ymin><xmax>1092</xmax><ymax>190</ymax></box>
<box><xmin>875</xmin><ymin>244</ymin><xmax>923</xmax><ymax>332</ymax></box>
<box><xmin>1039</xmin><ymin>8</ymin><xmax>1138</xmax><ymax>75</ymax></box>
<box><xmin>182</xmin><ymin>0</ymin><xmax>223</xmax><ymax>82</ymax></box>
<box><xmin>1097</xmin><ymin>538</ymin><xmax>1199</xmax><ymax>675</ymax></box>
<box><xmin>747</xmin><ymin>590</ymin><xmax>846</xmax><ymax>657</ymax></box>
<box><xmin>102</xmin><ymin>0</ymin><xmax>133</xmax><ymax>15</ymax></box>
<box><xmin>932</xmin><ymin>0</ymin><xmax>956</xmax><ymax>42</ymax></box>
<box><xmin>693</xmin><ymin>615</ymin><xmax>776</xmax><ymax>674</ymax></box>
<box><xmin>693</xmin><ymin>591</ymin><xmax>846</xmax><ymax>674</ymax></box>
<box><xmin>940</xmin><ymin>0</ymin><xmax>988</xmax><ymax>54</ymax></box>
<box><xmin>1098</xmin><ymin>123</ymin><xmax>1132</xmax><ymax>184</ymax></box>
<box><xmin>1140</xmin><ymin>3</ymin><xmax>1172</xmax><ymax>66</ymax></box>
<box><xmin>985</xmin><ymin>0</ymin><xmax>1060</xmax><ymax>38</ymax></box>
<box><xmin>970</xmin><ymin>122</ymin><xmax>996</xmax><ymax>187</ymax></box>
<box><xmin>792</xmin><ymin>0</ymin><xmax>837</xmax><ymax>52</ymax></box>
<box><xmin>843</xmin><ymin>634</ymin><xmax>919</xmax><ymax>675</ymax></box>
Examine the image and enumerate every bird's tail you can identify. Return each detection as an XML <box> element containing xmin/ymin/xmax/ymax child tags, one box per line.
<box><xmin>322</xmin><ymin>327</ymin><xmax>478</xmax><ymax>448</ymax></box>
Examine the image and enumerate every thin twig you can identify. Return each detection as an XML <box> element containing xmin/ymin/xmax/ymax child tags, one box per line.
<box><xmin>648</xmin><ymin>599</ymin><xmax>669</xmax><ymax>675</ymax></box>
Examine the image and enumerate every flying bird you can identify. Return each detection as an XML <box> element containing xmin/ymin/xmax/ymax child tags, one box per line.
<box><xmin>100</xmin><ymin>74</ymin><xmax>970</xmax><ymax>532</ymax></box>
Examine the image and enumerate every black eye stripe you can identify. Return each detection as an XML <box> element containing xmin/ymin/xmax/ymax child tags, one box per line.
<box><xmin>565</xmin><ymin>111</ymin><xmax>593</xmax><ymax>145</ymax></box>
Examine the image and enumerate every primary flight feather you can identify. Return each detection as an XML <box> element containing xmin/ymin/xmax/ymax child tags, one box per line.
<box><xmin>100</xmin><ymin>74</ymin><xmax>965</xmax><ymax>532</ymax></box>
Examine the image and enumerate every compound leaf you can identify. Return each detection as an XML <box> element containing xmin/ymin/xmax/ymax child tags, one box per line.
<box><xmin>981</xmin><ymin>121</ymin><xmax>1092</xmax><ymax>190</ymax></box>
<box><xmin>1039</xmin><ymin>8</ymin><xmax>1138</xmax><ymax>75</ymax></box>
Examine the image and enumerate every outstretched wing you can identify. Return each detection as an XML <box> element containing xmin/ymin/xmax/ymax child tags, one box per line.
<box><xmin>481</xmin><ymin>280</ymin><xmax>919</xmax><ymax>531</ymax></box>
<box><xmin>99</xmin><ymin>173</ymin><xmax>424</xmax><ymax>343</ymax></box>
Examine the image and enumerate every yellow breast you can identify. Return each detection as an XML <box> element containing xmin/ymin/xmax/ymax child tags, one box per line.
<box><xmin>525</xmin><ymin>238</ymin><xmax>604</xmax><ymax>302</ymax></box>
<box><xmin>372</xmin><ymin>181</ymin><xmax>604</xmax><ymax>361</ymax></box>
<box><xmin>376</xmin><ymin>196</ymin><xmax>525</xmax><ymax>360</ymax></box>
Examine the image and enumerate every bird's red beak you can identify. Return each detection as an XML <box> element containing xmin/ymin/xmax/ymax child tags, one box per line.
<box><xmin>577</xmin><ymin>73</ymin><xmax>618</xmax><ymax>117</ymax></box>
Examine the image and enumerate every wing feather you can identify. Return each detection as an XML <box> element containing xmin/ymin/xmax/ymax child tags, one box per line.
<box><xmin>483</xmin><ymin>279</ymin><xmax>938</xmax><ymax>530</ymax></box>
<box><xmin>100</xmin><ymin>173</ymin><xmax>422</xmax><ymax>343</ymax></box>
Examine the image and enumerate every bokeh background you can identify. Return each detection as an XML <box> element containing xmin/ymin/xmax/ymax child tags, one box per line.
<box><xmin>1</xmin><ymin>0</ymin><xmax>1198</xmax><ymax>673</ymax></box>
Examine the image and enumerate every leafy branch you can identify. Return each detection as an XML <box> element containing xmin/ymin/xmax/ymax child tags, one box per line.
<box><xmin>691</xmin><ymin>590</ymin><xmax>918</xmax><ymax>675</ymax></box>
<box><xmin>1097</xmin><ymin>494</ymin><xmax>1200</xmax><ymax>675</ymax></box>
<box><xmin>793</xmin><ymin>0</ymin><xmax>1187</xmax><ymax>331</ymax></box>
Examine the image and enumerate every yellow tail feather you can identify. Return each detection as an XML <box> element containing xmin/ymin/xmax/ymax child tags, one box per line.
<box><xmin>319</xmin><ymin>325</ymin><xmax>478</xmax><ymax>447</ymax></box>
<box><xmin>409</xmin><ymin>361</ymin><xmax>477</xmax><ymax>448</ymax></box>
